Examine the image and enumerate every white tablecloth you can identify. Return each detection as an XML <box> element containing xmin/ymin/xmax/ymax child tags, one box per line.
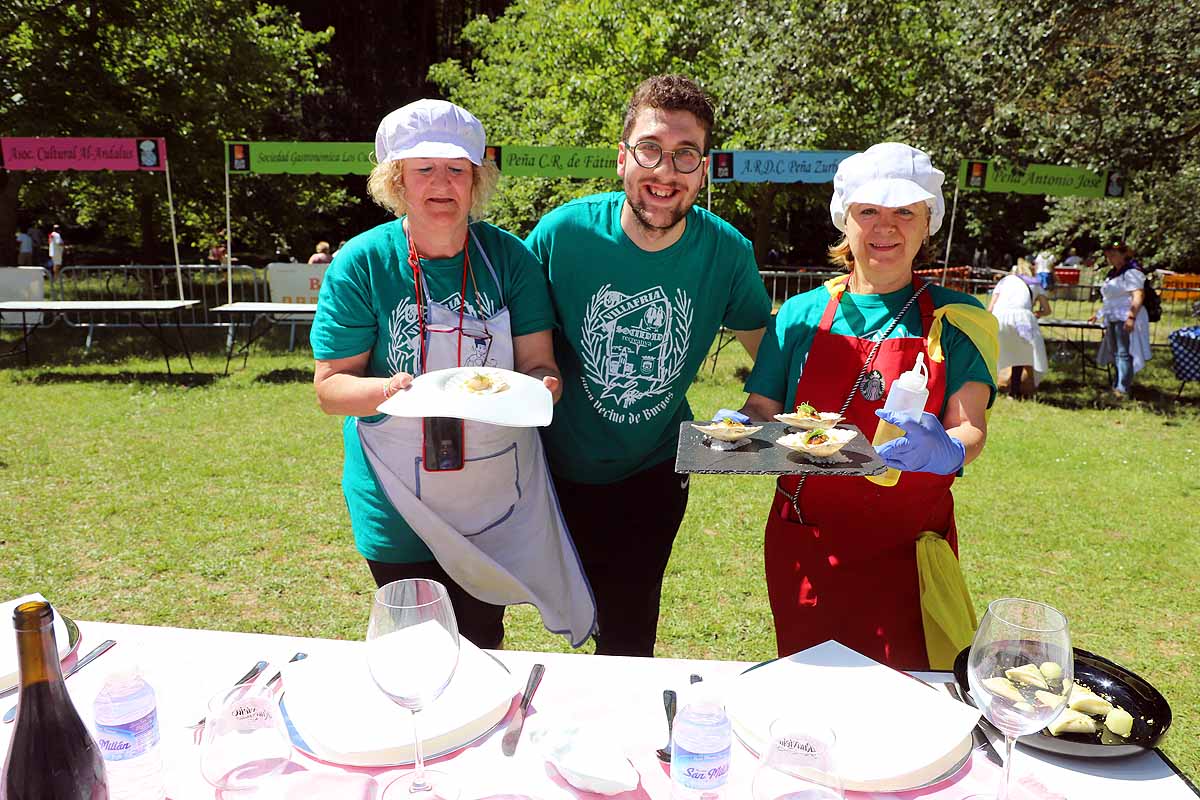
<box><xmin>1</xmin><ymin>621</ymin><xmax>1194</xmax><ymax>799</ymax></box>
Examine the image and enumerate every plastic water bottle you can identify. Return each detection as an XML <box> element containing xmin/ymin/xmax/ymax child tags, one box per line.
<box><xmin>867</xmin><ymin>351</ymin><xmax>930</xmax><ymax>487</ymax></box>
<box><xmin>671</xmin><ymin>688</ymin><xmax>731</xmax><ymax>800</ymax></box>
<box><xmin>93</xmin><ymin>670</ymin><xmax>166</xmax><ymax>800</ymax></box>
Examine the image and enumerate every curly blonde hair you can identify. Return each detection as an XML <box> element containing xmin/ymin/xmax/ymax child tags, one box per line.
<box><xmin>367</xmin><ymin>159</ymin><xmax>500</xmax><ymax>220</ymax></box>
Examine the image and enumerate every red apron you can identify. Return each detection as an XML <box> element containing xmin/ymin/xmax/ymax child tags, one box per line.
<box><xmin>764</xmin><ymin>276</ymin><xmax>958</xmax><ymax>670</ymax></box>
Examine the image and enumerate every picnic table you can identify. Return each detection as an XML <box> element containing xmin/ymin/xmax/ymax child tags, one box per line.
<box><xmin>0</xmin><ymin>299</ymin><xmax>198</xmax><ymax>374</ymax></box>
<box><xmin>211</xmin><ymin>301</ymin><xmax>317</xmax><ymax>374</ymax></box>
<box><xmin>1038</xmin><ymin>318</ymin><xmax>1106</xmax><ymax>383</ymax></box>
<box><xmin>2</xmin><ymin>620</ymin><xmax>1194</xmax><ymax>799</ymax></box>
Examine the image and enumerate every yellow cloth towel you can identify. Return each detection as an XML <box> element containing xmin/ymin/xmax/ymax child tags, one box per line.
<box><xmin>927</xmin><ymin>304</ymin><xmax>999</xmax><ymax>391</ymax></box>
<box><xmin>916</xmin><ymin>531</ymin><xmax>977</xmax><ymax>670</ymax></box>
<box><xmin>824</xmin><ymin>274</ymin><xmax>851</xmax><ymax>297</ymax></box>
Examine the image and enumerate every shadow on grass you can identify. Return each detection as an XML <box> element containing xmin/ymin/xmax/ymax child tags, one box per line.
<box><xmin>21</xmin><ymin>371</ymin><xmax>218</xmax><ymax>387</ymax></box>
<box><xmin>254</xmin><ymin>368</ymin><xmax>312</xmax><ymax>384</ymax></box>
<box><xmin>1034</xmin><ymin>377</ymin><xmax>1200</xmax><ymax>416</ymax></box>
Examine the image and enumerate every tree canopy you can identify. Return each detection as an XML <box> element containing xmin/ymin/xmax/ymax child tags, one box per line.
<box><xmin>3</xmin><ymin>0</ymin><xmax>1196</xmax><ymax>272</ymax></box>
<box><xmin>432</xmin><ymin>0</ymin><xmax>1199</xmax><ymax>271</ymax></box>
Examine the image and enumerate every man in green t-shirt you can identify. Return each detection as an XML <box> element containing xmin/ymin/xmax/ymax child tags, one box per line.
<box><xmin>527</xmin><ymin>75</ymin><xmax>772</xmax><ymax>657</ymax></box>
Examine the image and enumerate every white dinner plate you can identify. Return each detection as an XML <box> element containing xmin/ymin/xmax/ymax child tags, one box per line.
<box><xmin>279</xmin><ymin>650</ymin><xmax>514</xmax><ymax>767</ymax></box>
<box><xmin>376</xmin><ymin>367</ymin><xmax>553</xmax><ymax>428</ymax></box>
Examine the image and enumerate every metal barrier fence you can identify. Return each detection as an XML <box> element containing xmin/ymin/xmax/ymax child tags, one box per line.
<box><xmin>758</xmin><ymin>268</ymin><xmax>1195</xmax><ymax>347</ymax></box>
<box><xmin>50</xmin><ymin>264</ymin><xmax>264</xmax><ymax>329</ymax></box>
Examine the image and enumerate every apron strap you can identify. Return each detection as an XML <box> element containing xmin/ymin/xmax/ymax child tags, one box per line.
<box><xmin>469</xmin><ymin>226</ymin><xmax>505</xmax><ymax>308</ymax></box>
<box><xmin>817</xmin><ymin>274</ymin><xmax>850</xmax><ymax>331</ymax></box>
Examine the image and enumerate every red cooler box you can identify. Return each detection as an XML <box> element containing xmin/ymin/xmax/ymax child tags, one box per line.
<box><xmin>1054</xmin><ymin>267</ymin><xmax>1080</xmax><ymax>285</ymax></box>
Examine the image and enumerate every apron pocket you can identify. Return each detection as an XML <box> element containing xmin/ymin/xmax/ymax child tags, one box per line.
<box><xmin>415</xmin><ymin>441</ymin><xmax>521</xmax><ymax>535</ymax></box>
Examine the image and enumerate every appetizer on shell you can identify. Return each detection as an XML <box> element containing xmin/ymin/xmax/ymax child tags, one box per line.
<box><xmin>446</xmin><ymin>369</ymin><xmax>510</xmax><ymax>396</ymax></box>
<box><xmin>774</xmin><ymin>401</ymin><xmax>845</xmax><ymax>430</ymax></box>
<box><xmin>776</xmin><ymin>427</ymin><xmax>856</xmax><ymax>457</ymax></box>
<box><xmin>691</xmin><ymin>417</ymin><xmax>763</xmax><ymax>442</ymax></box>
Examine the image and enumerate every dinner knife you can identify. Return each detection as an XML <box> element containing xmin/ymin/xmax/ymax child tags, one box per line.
<box><xmin>501</xmin><ymin>663</ymin><xmax>545</xmax><ymax>756</ymax></box>
<box><xmin>4</xmin><ymin>639</ymin><xmax>117</xmax><ymax>724</ymax></box>
<box><xmin>944</xmin><ymin>682</ymin><xmax>1004</xmax><ymax>766</ymax></box>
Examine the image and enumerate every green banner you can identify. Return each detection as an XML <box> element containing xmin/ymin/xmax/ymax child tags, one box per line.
<box><xmin>226</xmin><ymin>141</ymin><xmax>375</xmax><ymax>175</ymax></box>
<box><xmin>488</xmin><ymin>146</ymin><xmax>616</xmax><ymax>178</ymax></box>
<box><xmin>958</xmin><ymin>158</ymin><xmax>1124</xmax><ymax>198</ymax></box>
<box><xmin>225</xmin><ymin>142</ymin><xmax>621</xmax><ymax>178</ymax></box>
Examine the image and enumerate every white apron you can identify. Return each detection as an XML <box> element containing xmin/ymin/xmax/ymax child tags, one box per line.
<box><xmin>357</xmin><ymin>228</ymin><xmax>596</xmax><ymax>647</ymax></box>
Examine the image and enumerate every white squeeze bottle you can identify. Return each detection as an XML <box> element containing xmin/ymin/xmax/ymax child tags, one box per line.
<box><xmin>671</xmin><ymin>684</ymin><xmax>731</xmax><ymax>800</ymax></box>
<box><xmin>93</xmin><ymin>669</ymin><xmax>166</xmax><ymax>800</ymax></box>
<box><xmin>867</xmin><ymin>352</ymin><xmax>929</xmax><ymax>487</ymax></box>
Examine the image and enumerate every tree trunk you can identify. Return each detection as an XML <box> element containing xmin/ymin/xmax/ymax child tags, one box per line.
<box><xmin>751</xmin><ymin>183</ymin><xmax>779</xmax><ymax>267</ymax></box>
<box><xmin>137</xmin><ymin>188</ymin><xmax>161</xmax><ymax>297</ymax></box>
<box><xmin>0</xmin><ymin>172</ymin><xmax>24</xmax><ymax>266</ymax></box>
<box><xmin>138</xmin><ymin>189</ymin><xmax>158</xmax><ymax>264</ymax></box>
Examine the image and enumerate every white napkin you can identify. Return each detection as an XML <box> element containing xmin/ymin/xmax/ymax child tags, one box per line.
<box><xmin>0</xmin><ymin>594</ymin><xmax>72</xmax><ymax>689</ymax></box>
<box><xmin>281</xmin><ymin>634</ymin><xmax>517</xmax><ymax>766</ymax></box>
<box><xmin>727</xmin><ymin>640</ymin><xmax>978</xmax><ymax>792</ymax></box>
<box><xmin>376</xmin><ymin>367</ymin><xmax>553</xmax><ymax>428</ymax></box>
<box><xmin>526</xmin><ymin>711</ymin><xmax>640</xmax><ymax>796</ymax></box>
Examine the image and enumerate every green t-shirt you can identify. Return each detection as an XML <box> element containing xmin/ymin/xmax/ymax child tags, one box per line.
<box><xmin>527</xmin><ymin>192</ymin><xmax>772</xmax><ymax>484</ymax></box>
<box><xmin>744</xmin><ymin>283</ymin><xmax>996</xmax><ymax>416</ymax></box>
<box><xmin>311</xmin><ymin>218</ymin><xmax>556</xmax><ymax>563</ymax></box>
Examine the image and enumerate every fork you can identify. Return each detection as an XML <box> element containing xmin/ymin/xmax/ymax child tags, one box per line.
<box><xmin>190</xmin><ymin>653</ymin><xmax>307</xmax><ymax>744</ymax></box>
<box><xmin>188</xmin><ymin>660</ymin><xmax>268</xmax><ymax>731</ymax></box>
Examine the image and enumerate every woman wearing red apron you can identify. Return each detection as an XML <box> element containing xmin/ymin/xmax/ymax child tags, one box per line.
<box><xmin>740</xmin><ymin>144</ymin><xmax>995</xmax><ymax>670</ymax></box>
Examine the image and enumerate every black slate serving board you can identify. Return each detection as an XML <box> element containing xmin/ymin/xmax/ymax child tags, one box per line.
<box><xmin>675</xmin><ymin>421</ymin><xmax>888</xmax><ymax>477</ymax></box>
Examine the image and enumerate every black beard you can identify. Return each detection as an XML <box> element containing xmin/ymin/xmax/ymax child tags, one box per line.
<box><xmin>628</xmin><ymin>198</ymin><xmax>689</xmax><ymax>232</ymax></box>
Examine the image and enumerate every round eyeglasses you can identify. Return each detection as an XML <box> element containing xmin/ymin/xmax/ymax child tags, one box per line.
<box><xmin>623</xmin><ymin>141</ymin><xmax>705</xmax><ymax>174</ymax></box>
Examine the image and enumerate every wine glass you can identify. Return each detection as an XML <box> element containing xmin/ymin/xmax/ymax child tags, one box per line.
<box><xmin>199</xmin><ymin>680</ymin><xmax>292</xmax><ymax>791</ymax></box>
<box><xmin>966</xmin><ymin>598</ymin><xmax>1072</xmax><ymax>800</ymax></box>
<box><xmin>751</xmin><ymin>717</ymin><xmax>843</xmax><ymax>800</ymax></box>
<box><xmin>367</xmin><ymin>579</ymin><xmax>461</xmax><ymax>800</ymax></box>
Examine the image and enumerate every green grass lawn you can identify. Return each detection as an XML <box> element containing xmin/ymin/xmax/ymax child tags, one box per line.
<box><xmin>1</xmin><ymin>324</ymin><xmax>1196</xmax><ymax>778</ymax></box>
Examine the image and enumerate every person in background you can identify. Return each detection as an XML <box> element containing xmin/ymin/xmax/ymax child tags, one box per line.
<box><xmin>1063</xmin><ymin>247</ymin><xmax>1083</xmax><ymax>267</ymax></box>
<box><xmin>48</xmin><ymin>225</ymin><xmax>65</xmax><ymax>276</ymax></box>
<box><xmin>988</xmin><ymin>259</ymin><xmax>1051</xmax><ymax>398</ymax></box>
<box><xmin>206</xmin><ymin>231</ymin><xmax>229</xmax><ymax>266</ymax></box>
<box><xmin>1090</xmin><ymin>241</ymin><xmax>1151</xmax><ymax>397</ymax></box>
<box><xmin>739</xmin><ymin>142</ymin><xmax>997</xmax><ymax>670</ymax></box>
<box><xmin>526</xmin><ymin>74</ymin><xmax>772</xmax><ymax>657</ymax></box>
<box><xmin>27</xmin><ymin>223</ymin><xmax>44</xmax><ymax>265</ymax></box>
<box><xmin>15</xmin><ymin>230</ymin><xmax>33</xmax><ymax>266</ymax></box>
<box><xmin>311</xmin><ymin>99</ymin><xmax>594</xmax><ymax>651</ymax></box>
<box><xmin>331</xmin><ymin>240</ymin><xmax>347</xmax><ymax>259</ymax></box>
<box><xmin>308</xmin><ymin>241</ymin><xmax>333</xmax><ymax>264</ymax></box>
<box><xmin>1034</xmin><ymin>249</ymin><xmax>1056</xmax><ymax>291</ymax></box>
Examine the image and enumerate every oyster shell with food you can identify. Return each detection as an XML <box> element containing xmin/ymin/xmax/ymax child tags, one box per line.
<box><xmin>776</xmin><ymin>427</ymin><xmax>856</xmax><ymax>457</ymax></box>
<box><xmin>691</xmin><ymin>417</ymin><xmax>763</xmax><ymax>442</ymax></box>
<box><xmin>447</xmin><ymin>369</ymin><xmax>510</xmax><ymax>395</ymax></box>
<box><xmin>774</xmin><ymin>401</ymin><xmax>845</xmax><ymax>430</ymax></box>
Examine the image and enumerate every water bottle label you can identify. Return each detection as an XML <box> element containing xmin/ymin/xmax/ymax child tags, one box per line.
<box><xmin>95</xmin><ymin>708</ymin><xmax>160</xmax><ymax>762</ymax></box>
<box><xmin>673</xmin><ymin>745</ymin><xmax>731</xmax><ymax>790</ymax></box>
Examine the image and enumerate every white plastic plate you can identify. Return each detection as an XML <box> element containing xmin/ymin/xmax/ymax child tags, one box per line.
<box><xmin>376</xmin><ymin>367</ymin><xmax>553</xmax><ymax>428</ymax></box>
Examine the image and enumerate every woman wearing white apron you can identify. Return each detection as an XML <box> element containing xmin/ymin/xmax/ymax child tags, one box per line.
<box><xmin>312</xmin><ymin>100</ymin><xmax>596</xmax><ymax>648</ymax></box>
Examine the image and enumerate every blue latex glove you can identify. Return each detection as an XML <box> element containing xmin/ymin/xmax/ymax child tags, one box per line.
<box><xmin>712</xmin><ymin>408</ymin><xmax>750</xmax><ymax>424</ymax></box>
<box><xmin>874</xmin><ymin>409</ymin><xmax>966</xmax><ymax>475</ymax></box>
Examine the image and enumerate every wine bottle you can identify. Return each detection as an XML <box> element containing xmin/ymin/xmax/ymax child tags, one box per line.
<box><xmin>1</xmin><ymin>600</ymin><xmax>108</xmax><ymax>799</ymax></box>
